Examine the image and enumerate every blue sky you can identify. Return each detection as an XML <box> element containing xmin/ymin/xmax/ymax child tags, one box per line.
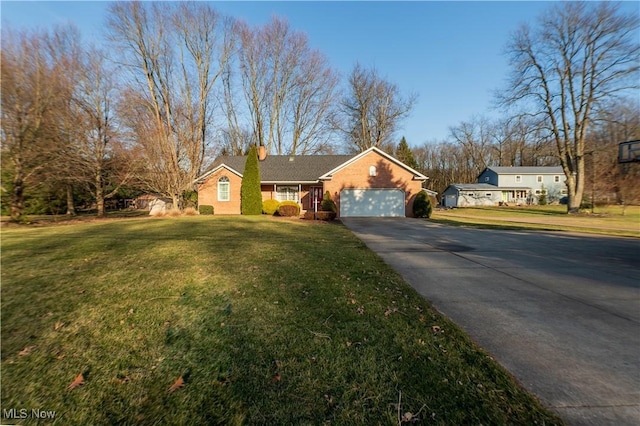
<box><xmin>2</xmin><ymin>1</ymin><xmax>638</xmax><ymax>147</ymax></box>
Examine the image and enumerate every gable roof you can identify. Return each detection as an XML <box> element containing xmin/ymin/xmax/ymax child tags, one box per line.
<box><xmin>319</xmin><ymin>147</ymin><xmax>428</xmax><ymax>181</ymax></box>
<box><xmin>197</xmin><ymin>154</ymin><xmax>353</xmax><ymax>184</ymax></box>
<box><xmin>197</xmin><ymin>146</ymin><xmax>428</xmax><ymax>184</ymax></box>
<box><xmin>484</xmin><ymin>166</ymin><xmax>564</xmax><ymax>175</ymax></box>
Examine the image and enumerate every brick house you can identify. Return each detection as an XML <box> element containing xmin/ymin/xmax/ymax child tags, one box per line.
<box><xmin>195</xmin><ymin>147</ymin><xmax>428</xmax><ymax>217</ymax></box>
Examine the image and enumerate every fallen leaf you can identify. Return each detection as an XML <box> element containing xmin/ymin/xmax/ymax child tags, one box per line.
<box><xmin>273</xmin><ymin>373</ymin><xmax>281</xmax><ymax>382</ymax></box>
<box><xmin>127</xmin><ymin>309</ymin><xmax>134</xmax><ymax>316</ymax></box>
<box><xmin>167</xmin><ymin>375</ymin><xmax>185</xmax><ymax>393</ymax></box>
<box><xmin>18</xmin><ymin>346</ymin><xmax>36</xmax><ymax>356</ymax></box>
<box><xmin>113</xmin><ymin>376</ymin><xmax>131</xmax><ymax>384</ymax></box>
<box><xmin>431</xmin><ymin>325</ymin><xmax>442</xmax><ymax>333</ymax></box>
<box><xmin>54</xmin><ymin>321</ymin><xmax>65</xmax><ymax>330</ymax></box>
<box><xmin>324</xmin><ymin>394</ymin><xmax>335</xmax><ymax>406</ymax></box>
<box><xmin>67</xmin><ymin>373</ymin><xmax>85</xmax><ymax>391</ymax></box>
<box><xmin>401</xmin><ymin>411</ymin><xmax>415</xmax><ymax>422</ymax></box>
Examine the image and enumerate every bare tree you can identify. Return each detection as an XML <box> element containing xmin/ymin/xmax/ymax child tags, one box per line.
<box><xmin>107</xmin><ymin>1</ymin><xmax>233</xmax><ymax>208</ymax></box>
<box><xmin>334</xmin><ymin>63</ymin><xmax>417</xmax><ymax>153</ymax></box>
<box><xmin>449</xmin><ymin>115</ymin><xmax>497</xmax><ymax>175</ymax></box>
<box><xmin>233</xmin><ymin>16</ymin><xmax>338</xmax><ymax>155</ymax></box>
<box><xmin>219</xmin><ymin>61</ymin><xmax>254</xmax><ymax>155</ymax></box>
<box><xmin>1</xmin><ymin>26</ymin><xmax>77</xmax><ymax>221</ymax></box>
<box><xmin>587</xmin><ymin>98</ymin><xmax>640</xmax><ymax>209</ymax></box>
<box><xmin>414</xmin><ymin>140</ymin><xmax>480</xmax><ymax>197</ymax></box>
<box><xmin>69</xmin><ymin>48</ymin><xmax>140</xmax><ymax>217</ymax></box>
<box><xmin>500</xmin><ymin>1</ymin><xmax>639</xmax><ymax>213</ymax></box>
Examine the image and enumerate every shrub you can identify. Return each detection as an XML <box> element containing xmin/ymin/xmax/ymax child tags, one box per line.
<box><xmin>538</xmin><ymin>187</ymin><xmax>548</xmax><ymax>206</ymax></box>
<box><xmin>262</xmin><ymin>199</ymin><xmax>280</xmax><ymax>215</ymax></box>
<box><xmin>199</xmin><ymin>205</ymin><xmax>214</xmax><ymax>215</ymax></box>
<box><xmin>167</xmin><ymin>208</ymin><xmax>182</xmax><ymax>217</ymax></box>
<box><xmin>304</xmin><ymin>211</ymin><xmax>336</xmax><ymax>221</ymax></box>
<box><xmin>241</xmin><ymin>145</ymin><xmax>263</xmax><ymax>215</ymax></box>
<box><xmin>320</xmin><ymin>191</ymin><xmax>337</xmax><ymax>213</ymax></box>
<box><xmin>183</xmin><ymin>207</ymin><xmax>198</xmax><ymax>216</ymax></box>
<box><xmin>413</xmin><ymin>191</ymin><xmax>432</xmax><ymax>218</ymax></box>
<box><xmin>278</xmin><ymin>201</ymin><xmax>300</xmax><ymax>217</ymax></box>
<box><xmin>182</xmin><ymin>190</ymin><xmax>198</xmax><ymax>209</ymax></box>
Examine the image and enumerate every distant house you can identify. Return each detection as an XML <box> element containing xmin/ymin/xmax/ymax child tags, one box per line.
<box><xmin>195</xmin><ymin>147</ymin><xmax>428</xmax><ymax>218</ymax></box>
<box><xmin>442</xmin><ymin>166</ymin><xmax>566</xmax><ymax>207</ymax></box>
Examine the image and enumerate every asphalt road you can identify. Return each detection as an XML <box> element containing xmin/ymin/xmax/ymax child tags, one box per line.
<box><xmin>341</xmin><ymin>218</ymin><xmax>640</xmax><ymax>426</ymax></box>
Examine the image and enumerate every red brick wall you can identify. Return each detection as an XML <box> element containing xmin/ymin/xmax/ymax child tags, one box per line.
<box><xmin>322</xmin><ymin>150</ymin><xmax>422</xmax><ymax>217</ymax></box>
<box><xmin>198</xmin><ymin>152</ymin><xmax>422</xmax><ymax>217</ymax></box>
<box><xmin>197</xmin><ymin>167</ymin><xmax>242</xmax><ymax>214</ymax></box>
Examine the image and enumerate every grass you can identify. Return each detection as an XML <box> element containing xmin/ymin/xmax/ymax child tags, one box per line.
<box><xmin>1</xmin><ymin>216</ymin><xmax>563</xmax><ymax>425</ymax></box>
<box><xmin>431</xmin><ymin>205</ymin><xmax>640</xmax><ymax>237</ymax></box>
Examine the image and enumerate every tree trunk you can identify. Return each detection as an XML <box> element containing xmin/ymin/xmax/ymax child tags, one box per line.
<box><xmin>66</xmin><ymin>185</ymin><xmax>76</xmax><ymax>216</ymax></box>
<box><xmin>10</xmin><ymin>170</ymin><xmax>24</xmax><ymax>222</ymax></box>
<box><xmin>171</xmin><ymin>194</ymin><xmax>181</xmax><ymax>212</ymax></box>
<box><xmin>96</xmin><ymin>190</ymin><xmax>105</xmax><ymax>217</ymax></box>
<box><xmin>95</xmin><ymin>168</ymin><xmax>105</xmax><ymax>217</ymax></box>
<box><xmin>567</xmin><ymin>157</ymin><xmax>586</xmax><ymax>214</ymax></box>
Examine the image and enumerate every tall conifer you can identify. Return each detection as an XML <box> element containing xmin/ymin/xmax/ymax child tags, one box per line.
<box><xmin>396</xmin><ymin>137</ymin><xmax>418</xmax><ymax>170</ymax></box>
<box><xmin>241</xmin><ymin>145</ymin><xmax>262</xmax><ymax>215</ymax></box>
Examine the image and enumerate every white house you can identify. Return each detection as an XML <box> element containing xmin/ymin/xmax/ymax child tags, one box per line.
<box><xmin>442</xmin><ymin>166</ymin><xmax>567</xmax><ymax>207</ymax></box>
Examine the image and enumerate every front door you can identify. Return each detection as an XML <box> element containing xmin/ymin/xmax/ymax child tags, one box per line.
<box><xmin>310</xmin><ymin>187</ymin><xmax>324</xmax><ymax>211</ymax></box>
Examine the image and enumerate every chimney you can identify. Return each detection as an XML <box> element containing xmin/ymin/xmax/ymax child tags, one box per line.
<box><xmin>258</xmin><ymin>145</ymin><xmax>267</xmax><ymax>161</ymax></box>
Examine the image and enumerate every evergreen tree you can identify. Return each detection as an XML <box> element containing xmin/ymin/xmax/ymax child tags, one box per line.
<box><xmin>241</xmin><ymin>145</ymin><xmax>262</xmax><ymax>215</ymax></box>
<box><xmin>413</xmin><ymin>191</ymin><xmax>432</xmax><ymax>218</ymax></box>
<box><xmin>395</xmin><ymin>137</ymin><xmax>419</xmax><ymax>170</ymax></box>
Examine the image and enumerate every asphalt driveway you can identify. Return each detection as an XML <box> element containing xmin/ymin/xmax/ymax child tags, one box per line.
<box><xmin>341</xmin><ymin>217</ymin><xmax>639</xmax><ymax>426</ymax></box>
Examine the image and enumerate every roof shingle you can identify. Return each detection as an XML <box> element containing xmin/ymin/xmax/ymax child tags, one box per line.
<box><xmin>206</xmin><ymin>155</ymin><xmax>354</xmax><ymax>183</ymax></box>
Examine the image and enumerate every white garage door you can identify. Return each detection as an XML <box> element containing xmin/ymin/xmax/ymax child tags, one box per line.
<box><xmin>340</xmin><ymin>189</ymin><xmax>405</xmax><ymax>217</ymax></box>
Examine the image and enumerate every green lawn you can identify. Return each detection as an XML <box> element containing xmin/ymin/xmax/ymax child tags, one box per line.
<box><xmin>432</xmin><ymin>205</ymin><xmax>639</xmax><ymax>237</ymax></box>
<box><xmin>1</xmin><ymin>216</ymin><xmax>563</xmax><ymax>425</ymax></box>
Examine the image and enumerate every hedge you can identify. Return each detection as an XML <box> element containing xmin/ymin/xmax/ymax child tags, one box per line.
<box><xmin>198</xmin><ymin>205</ymin><xmax>214</xmax><ymax>215</ymax></box>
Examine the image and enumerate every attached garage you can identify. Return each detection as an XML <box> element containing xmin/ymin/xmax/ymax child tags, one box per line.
<box><xmin>340</xmin><ymin>189</ymin><xmax>405</xmax><ymax>217</ymax></box>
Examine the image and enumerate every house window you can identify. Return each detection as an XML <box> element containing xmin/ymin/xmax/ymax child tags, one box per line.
<box><xmin>537</xmin><ymin>175</ymin><xmax>543</xmax><ymax>183</ymax></box>
<box><xmin>369</xmin><ymin>165</ymin><xmax>377</xmax><ymax>177</ymax></box>
<box><xmin>276</xmin><ymin>185</ymin><xmax>299</xmax><ymax>202</ymax></box>
<box><xmin>218</xmin><ymin>176</ymin><xmax>230</xmax><ymax>201</ymax></box>
<box><xmin>515</xmin><ymin>175</ymin><xmax>522</xmax><ymax>183</ymax></box>
<box><xmin>485</xmin><ymin>193</ymin><xmax>492</xmax><ymax>197</ymax></box>
<box><xmin>534</xmin><ymin>189</ymin><xmax>547</xmax><ymax>195</ymax></box>
<box><xmin>554</xmin><ymin>175</ymin><xmax>561</xmax><ymax>183</ymax></box>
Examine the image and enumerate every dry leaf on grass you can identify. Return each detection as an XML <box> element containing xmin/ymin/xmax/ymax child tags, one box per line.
<box><xmin>54</xmin><ymin>321</ymin><xmax>65</xmax><ymax>330</ymax></box>
<box><xmin>167</xmin><ymin>375</ymin><xmax>185</xmax><ymax>393</ymax></box>
<box><xmin>18</xmin><ymin>346</ymin><xmax>36</xmax><ymax>356</ymax></box>
<box><xmin>113</xmin><ymin>376</ymin><xmax>131</xmax><ymax>384</ymax></box>
<box><xmin>67</xmin><ymin>373</ymin><xmax>85</xmax><ymax>391</ymax></box>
